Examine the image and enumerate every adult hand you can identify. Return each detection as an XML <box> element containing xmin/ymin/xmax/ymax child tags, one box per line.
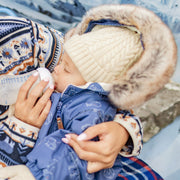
<box><xmin>14</xmin><ymin>71</ymin><xmax>54</xmax><ymax>128</ymax></box>
<box><xmin>0</xmin><ymin>165</ymin><xmax>35</xmax><ymax>180</ymax></box>
<box><xmin>62</xmin><ymin>121</ymin><xmax>129</xmax><ymax>173</ymax></box>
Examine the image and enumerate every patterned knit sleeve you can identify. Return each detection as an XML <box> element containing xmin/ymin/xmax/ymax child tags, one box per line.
<box><xmin>0</xmin><ymin>111</ymin><xmax>39</xmax><ymax>166</ymax></box>
<box><xmin>113</xmin><ymin>110</ymin><xmax>143</xmax><ymax>157</ymax></box>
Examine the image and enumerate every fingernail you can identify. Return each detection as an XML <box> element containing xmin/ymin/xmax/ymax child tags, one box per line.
<box><xmin>77</xmin><ymin>133</ymin><xmax>87</xmax><ymax>141</ymax></box>
<box><xmin>62</xmin><ymin>138</ymin><xmax>69</xmax><ymax>144</ymax></box>
<box><xmin>65</xmin><ymin>134</ymin><xmax>71</xmax><ymax>140</ymax></box>
<box><xmin>43</xmin><ymin>77</ymin><xmax>49</xmax><ymax>82</ymax></box>
<box><xmin>33</xmin><ymin>71</ymin><xmax>39</xmax><ymax>76</ymax></box>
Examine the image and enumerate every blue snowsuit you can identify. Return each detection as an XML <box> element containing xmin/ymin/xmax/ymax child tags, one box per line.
<box><xmin>27</xmin><ymin>83</ymin><xmax>122</xmax><ymax>180</ymax></box>
<box><xmin>26</xmin><ymin>83</ymin><xmax>163</xmax><ymax>180</ymax></box>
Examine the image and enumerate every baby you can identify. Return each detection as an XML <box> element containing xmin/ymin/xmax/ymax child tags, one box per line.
<box><xmin>22</xmin><ymin>26</ymin><xmax>161</xmax><ymax>179</ymax></box>
<box><xmin>0</xmin><ymin>16</ymin><xmax>142</xmax><ymax>171</ymax></box>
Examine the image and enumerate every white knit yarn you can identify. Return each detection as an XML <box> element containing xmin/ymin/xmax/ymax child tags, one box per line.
<box><xmin>64</xmin><ymin>26</ymin><xmax>143</xmax><ymax>83</ymax></box>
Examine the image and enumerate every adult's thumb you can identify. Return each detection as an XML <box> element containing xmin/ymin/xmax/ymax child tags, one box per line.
<box><xmin>78</xmin><ymin>122</ymin><xmax>108</xmax><ymax>141</ymax></box>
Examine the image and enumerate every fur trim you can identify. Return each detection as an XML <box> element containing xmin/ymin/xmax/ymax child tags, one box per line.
<box><xmin>66</xmin><ymin>4</ymin><xmax>177</xmax><ymax>109</ymax></box>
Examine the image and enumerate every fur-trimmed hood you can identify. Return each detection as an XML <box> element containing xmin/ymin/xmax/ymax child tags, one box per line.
<box><xmin>65</xmin><ymin>4</ymin><xmax>177</xmax><ymax>109</ymax></box>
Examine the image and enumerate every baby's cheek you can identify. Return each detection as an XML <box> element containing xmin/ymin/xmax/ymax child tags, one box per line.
<box><xmin>56</xmin><ymin>82</ymin><xmax>66</xmax><ymax>93</ymax></box>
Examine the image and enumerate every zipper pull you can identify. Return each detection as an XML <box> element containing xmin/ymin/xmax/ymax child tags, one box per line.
<box><xmin>57</xmin><ymin>117</ymin><xmax>64</xmax><ymax>129</ymax></box>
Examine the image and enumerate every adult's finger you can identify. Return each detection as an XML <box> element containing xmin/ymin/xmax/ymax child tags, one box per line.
<box><xmin>62</xmin><ymin>136</ymin><xmax>115</xmax><ymax>173</ymax></box>
<box><xmin>70</xmin><ymin>123</ymin><xmax>112</xmax><ymax>155</ymax></box>
<box><xmin>17</xmin><ymin>72</ymin><xmax>39</xmax><ymax>102</ymax></box>
<box><xmin>75</xmin><ymin>122</ymin><xmax>127</xmax><ymax>155</ymax></box>
<box><xmin>63</xmin><ymin>134</ymin><xmax>107</xmax><ymax>162</ymax></box>
<box><xmin>33</xmin><ymin>86</ymin><xmax>54</xmax><ymax>115</ymax></box>
<box><xmin>37</xmin><ymin>99</ymin><xmax>52</xmax><ymax>127</ymax></box>
<box><xmin>27</xmin><ymin>79</ymin><xmax>50</xmax><ymax>108</ymax></box>
<box><xmin>70</xmin><ymin>133</ymin><xmax>104</xmax><ymax>154</ymax></box>
<box><xmin>77</xmin><ymin>123</ymin><xmax>108</xmax><ymax>141</ymax></box>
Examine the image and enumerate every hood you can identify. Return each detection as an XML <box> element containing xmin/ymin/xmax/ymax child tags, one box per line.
<box><xmin>65</xmin><ymin>4</ymin><xmax>177</xmax><ymax>109</ymax></box>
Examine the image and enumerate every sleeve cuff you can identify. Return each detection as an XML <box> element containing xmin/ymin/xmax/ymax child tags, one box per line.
<box><xmin>113</xmin><ymin>111</ymin><xmax>143</xmax><ymax>157</ymax></box>
<box><xmin>4</xmin><ymin>116</ymin><xmax>39</xmax><ymax>140</ymax></box>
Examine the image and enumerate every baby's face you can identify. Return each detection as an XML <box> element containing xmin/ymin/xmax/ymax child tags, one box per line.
<box><xmin>52</xmin><ymin>51</ymin><xmax>86</xmax><ymax>92</ymax></box>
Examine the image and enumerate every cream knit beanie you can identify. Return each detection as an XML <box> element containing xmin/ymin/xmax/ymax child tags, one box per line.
<box><xmin>64</xmin><ymin>5</ymin><xmax>177</xmax><ymax>109</ymax></box>
<box><xmin>64</xmin><ymin>26</ymin><xmax>143</xmax><ymax>83</ymax></box>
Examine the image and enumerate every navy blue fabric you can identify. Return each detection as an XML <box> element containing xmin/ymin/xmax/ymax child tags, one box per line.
<box><xmin>84</xmin><ymin>19</ymin><xmax>144</xmax><ymax>50</ymax></box>
<box><xmin>116</xmin><ymin>157</ymin><xmax>163</xmax><ymax>180</ymax></box>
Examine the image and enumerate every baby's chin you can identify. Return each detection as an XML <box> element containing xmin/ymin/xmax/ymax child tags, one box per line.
<box><xmin>51</xmin><ymin>73</ymin><xmax>57</xmax><ymax>84</ymax></box>
<box><xmin>54</xmin><ymin>82</ymin><xmax>58</xmax><ymax>91</ymax></box>
<box><xmin>54</xmin><ymin>85</ymin><xmax>64</xmax><ymax>93</ymax></box>
<box><xmin>51</xmin><ymin>71</ymin><xmax>56</xmax><ymax>78</ymax></box>
<box><xmin>54</xmin><ymin>84</ymin><xmax>57</xmax><ymax>90</ymax></box>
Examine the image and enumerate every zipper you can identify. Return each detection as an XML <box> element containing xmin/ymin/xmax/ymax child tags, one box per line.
<box><xmin>56</xmin><ymin>101</ymin><xmax>64</xmax><ymax>129</ymax></box>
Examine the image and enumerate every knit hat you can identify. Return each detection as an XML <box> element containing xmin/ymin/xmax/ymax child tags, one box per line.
<box><xmin>65</xmin><ymin>4</ymin><xmax>177</xmax><ymax>109</ymax></box>
<box><xmin>64</xmin><ymin>26</ymin><xmax>143</xmax><ymax>83</ymax></box>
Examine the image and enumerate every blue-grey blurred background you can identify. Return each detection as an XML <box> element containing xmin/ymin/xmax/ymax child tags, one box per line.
<box><xmin>0</xmin><ymin>0</ymin><xmax>179</xmax><ymax>179</ymax></box>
